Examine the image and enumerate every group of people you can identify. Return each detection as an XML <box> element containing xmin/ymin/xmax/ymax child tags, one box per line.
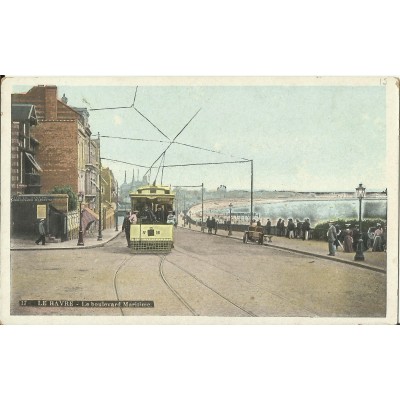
<box><xmin>122</xmin><ymin>205</ymin><xmax>177</xmax><ymax>247</ymax></box>
<box><xmin>275</xmin><ymin>218</ymin><xmax>311</xmax><ymax>240</ymax></box>
<box><xmin>327</xmin><ymin>221</ymin><xmax>385</xmax><ymax>256</ymax></box>
<box><xmin>206</xmin><ymin>216</ymin><xmax>218</xmax><ymax>234</ymax></box>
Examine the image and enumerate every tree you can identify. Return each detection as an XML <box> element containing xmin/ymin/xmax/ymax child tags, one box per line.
<box><xmin>50</xmin><ymin>185</ymin><xmax>78</xmax><ymax>211</ymax></box>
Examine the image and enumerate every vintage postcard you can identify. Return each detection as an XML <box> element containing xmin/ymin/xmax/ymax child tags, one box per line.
<box><xmin>1</xmin><ymin>76</ymin><xmax>398</xmax><ymax>324</ymax></box>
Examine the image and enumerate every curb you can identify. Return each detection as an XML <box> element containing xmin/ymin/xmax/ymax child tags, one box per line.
<box><xmin>10</xmin><ymin>231</ymin><xmax>122</xmax><ymax>251</ymax></box>
<box><xmin>177</xmin><ymin>227</ymin><xmax>386</xmax><ymax>274</ymax></box>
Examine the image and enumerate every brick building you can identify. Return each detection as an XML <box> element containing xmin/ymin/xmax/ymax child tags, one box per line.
<box><xmin>11</xmin><ymin>104</ymin><xmax>41</xmax><ymax>195</ymax></box>
<box><xmin>12</xmin><ymin>85</ymin><xmax>100</xmax><ymax>209</ymax></box>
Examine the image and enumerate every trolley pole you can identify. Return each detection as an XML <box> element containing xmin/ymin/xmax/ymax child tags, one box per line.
<box><xmin>97</xmin><ymin>132</ymin><xmax>103</xmax><ymax>241</ymax></box>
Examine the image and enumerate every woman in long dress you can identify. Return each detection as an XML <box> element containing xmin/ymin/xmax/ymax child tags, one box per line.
<box><xmin>343</xmin><ymin>225</ymin><xmax>353</xmax><ymax>252</ymax></box>
<box><xmin>372</xmin><ymin>224</ymin><xmax>384</xmax><ymax>252</ymax></box>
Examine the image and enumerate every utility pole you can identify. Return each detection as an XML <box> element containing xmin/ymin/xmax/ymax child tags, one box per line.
<box><xmin>250</xmin><ymin>159</ymin><xmax>254</xmax><ymax>223</ymax></box>
<box><xmin>201</xmin><ymin>182</ymin><xmax>204</xmax><ymax>232</ymax></box>
<box><xmin>97</xmin><ymin>132</ymin><xmax>103</xmax><ymax>241</ymax></box>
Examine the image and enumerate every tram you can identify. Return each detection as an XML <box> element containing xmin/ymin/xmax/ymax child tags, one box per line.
<box><xmin>129</xmin><ymin>184</ymin><xmax>176</xmax><ymax>253</ymax></box>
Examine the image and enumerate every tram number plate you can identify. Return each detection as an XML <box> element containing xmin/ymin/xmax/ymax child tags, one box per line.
<box><xmin>147</xmin><ymin>229</ymin><xmax>155</xmax><ymax>236</ymax></box>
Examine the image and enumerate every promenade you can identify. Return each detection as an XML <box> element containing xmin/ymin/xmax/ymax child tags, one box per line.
<box><xmin>10</xmin><ymin>224</ymin><xmax>386</xmax><ymax>273</ymax></box>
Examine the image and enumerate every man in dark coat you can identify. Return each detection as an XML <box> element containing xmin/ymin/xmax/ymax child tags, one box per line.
<box><xmin>266</xmin><ymin>219</ymin><xmax>271</xmax><ymax>235</ymax></box>
<box><xmin>35</xmin><ymin>218</ymin><xmax>46</xmax><ymax>245</ymax></box>
<box><xmin>206</xmin><ymin>216</ymin><xmax>212</xmax><ymax>233</ymax></box>
<box><xmin>122</xmin><ymin>212</ymin><xmax>131</xmax><ymax>247</ymax></box>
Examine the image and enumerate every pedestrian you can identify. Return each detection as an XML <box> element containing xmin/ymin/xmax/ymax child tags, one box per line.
<box><xmin>129</xmin><ymin>211</ymin><xmax>138</xmax><ymax>225</ymax></box>
<box><xmin>372</xmin><ymin>224</ymin><xmax>384</xmax><ymax>252</ymax></box>
<box><xmin>334</xmin><ymin>225</ymin><xmax>344</xmax><ymax>251</ymax></box>
<box><xmin>343</xmin><ymin>224</ymin><xmax>353</xmax><ymax>252</ymax></box>
<box><xmin>280</xmin><ymin>219</ymin><xmax>286</xmax><ymax>237</ymax></box>
<box><xmin>206</xmin><ymin>216</ymin><xmax>212</xmax><ymax>233</ymax></box>
<box><xmin>296</xmin><ymin>219</ymin><xmax>302</xmax><ymax>239</ymax></box>
<box><xmin>35</xmin><ymin>218</ymin><xmax>46</xmax><ymax>245</ymax></box>
<box><xmin>302</xmin><ymin>218</ymin><xmax>310</xmax><ymax>240</ymax></box>
<box><xmin>287</xmin><ymin>218</ymin><xmax>295</xmax><ymax>239</ymax></box>
<box><xmin>266</xmin><ymin>219</ymin><xmax>271</xmax><ymax>235</ymax></box>
<box><xmin>276</xmin><ymin>218</ymin><xmax>282</xmax><ymax>236</ymax></box>
<box><xmin>122</xmin><ymin>212</ymin><xmax>131</xmax><ymax>247</ymax></box>
<box><xmin>352</xmin><ymin>225</ymin><xmax>360</xmax><ymax>251</ymax></box>
<box><xmin>212</xmin><ymin>217</ymin><xmax>218</xmax><ymax>234</ymax></box>
<box><xmin>327</xmin><ymin>221</ymin><xmax>337</xmax><ymax>256</ymax></box>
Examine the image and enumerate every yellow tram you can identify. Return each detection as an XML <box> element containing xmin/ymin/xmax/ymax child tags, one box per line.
<box><xmin>129</xmin><ymin>184</ymin><xmax>176</xmax><ymax>253</ymax></box>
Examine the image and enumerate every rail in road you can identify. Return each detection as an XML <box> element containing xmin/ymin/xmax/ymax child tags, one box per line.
<box><xmin>177</xmin><ymin>225</ymin><xmax>387</xmax><ymax>275</ymax></box>
<box><xmin>10</xmin><ymin>228</ymin><xmax>386</xmax><ymax>318</ymax></box>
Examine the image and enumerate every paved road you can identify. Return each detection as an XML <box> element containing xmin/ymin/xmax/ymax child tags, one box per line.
<box><xmin>10</xmin><ymin>228</ymin><xmax>386</xmax><ymax>318</ymax></box>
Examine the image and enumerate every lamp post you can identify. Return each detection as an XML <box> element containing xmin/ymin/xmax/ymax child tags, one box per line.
<box><xmin>354</xmin><ymin>183</ymin><xmax>366</xmax><ymax>261</ymax></box>
<box><xmin>228</xmin><ymin>202</ymin><xmax>233</xmax><ymax>236</ymax></box>
<box><xmin>77</xmin><ymin>192</ymin><xmax>84</xmax><ymax>246</ymax></box>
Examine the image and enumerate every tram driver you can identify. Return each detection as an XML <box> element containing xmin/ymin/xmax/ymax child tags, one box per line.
<box><xmin>141</xmin><ymin>203</ymin><xmax>157</xmax><ymax>223</ymax></box>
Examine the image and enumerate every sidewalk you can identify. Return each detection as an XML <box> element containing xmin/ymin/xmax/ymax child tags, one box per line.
<box><xmin>10</xmin><ymin>228</ymin><xmax>122</xmax><ymax>251</ymax></box>
<box><xmin>10</xmin><ymin>224</ymin><xmax>387</xmax><ymax>274</ymax></box>
<box><xmin>179</xmin><ymin>223</ymin><xmax>387</xmax><ymax>273</ymax></box>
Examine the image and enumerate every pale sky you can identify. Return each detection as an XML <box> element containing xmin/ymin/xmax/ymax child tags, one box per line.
<box><xmin>13</xmin><ymin>81</ymin><xmax>387</xmax><ymax>192</ymax></box>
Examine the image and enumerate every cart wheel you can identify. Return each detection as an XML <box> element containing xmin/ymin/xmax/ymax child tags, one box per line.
<box><xmin>243</xmin><ymin>233</ymin><xmax>249</xmax><ymax>243</ymax></box>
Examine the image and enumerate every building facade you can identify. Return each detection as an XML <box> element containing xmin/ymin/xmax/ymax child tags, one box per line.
<box><xmin>11</xmin><ymin>104</ymin><xmax>41</xmax><ymax>195</ymax></box>
<box><xmin>12</xmin><ymin>85</ymin><xmax>101</xmax><ymax>209</ymax></box>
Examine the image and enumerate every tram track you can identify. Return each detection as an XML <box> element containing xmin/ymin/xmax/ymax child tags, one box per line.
<box><xmin>158</xmin><ymin>254</ymin><xmax>258</xmax><ymax>317</ymax></box>
<box><xmin>172</xmin><ymin>245</ymin><xmax>321</xmax><ymax>317</ymax></box>
<box><xmin>112</xmin><ymin>256</ymin><xmax>131</xmax><ymax>316</ymax></box>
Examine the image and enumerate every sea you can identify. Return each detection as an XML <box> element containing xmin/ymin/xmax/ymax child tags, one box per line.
<box><xmin>212</xmin><ymin>198</ymin><xmax>387</xmax><ymax>226</ymax></box>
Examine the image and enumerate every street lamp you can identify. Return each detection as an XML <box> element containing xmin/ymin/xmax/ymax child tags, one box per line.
<box><xmin>354</xmin><ymin>183</ymin><xmax>366</xmax><ymax>261</ymax></box>
<box><xmin>228</xmin><ymin>202</ymin><xmax>233</xmax><ymax>236</ymax></box>
<box><xmin>77</xmin><ymin>192</ymin><xmax>84</xmax><ymax>246</ymax></box>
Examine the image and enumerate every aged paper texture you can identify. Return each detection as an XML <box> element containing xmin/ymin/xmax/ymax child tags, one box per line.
<box><xmin>1</xmin><ymin>76</ymin><xmax>398</xmax><ymax>324</ymax></box>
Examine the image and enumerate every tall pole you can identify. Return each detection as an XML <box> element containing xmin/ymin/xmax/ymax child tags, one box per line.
<box><xmin>359</xmin><ymin>196</ymin><xmax>362</xmax><ymax>237</ymax></box>
<box><xmin>354</xmin><ymin>183</ymin><xmax>365</xmax><ymax>261</ymax></box>
<box><xmin>183</xmin><ymin>193</ymin><xmax>186</xmax><ymax>226</ymax></box>
<box><xmin>228</xmin><ymin>203</ymin><xmax>232</xmax><ymax>236</ymax></box>
<box><xmin>115</xmin><ymin>180</ymin><xmax>119</xmax><ymax>231</ymax></box>
<box><xmin>97</xmin><ymin>132</ymin><xmax>103</xmax><ymax>241</ymax></box>
<box><xmin>201</xmin><ymin>182</ymin><xmax>204</xmax><ymax>232</ymax></box>
<box><xmin>77</xmin><ymin>193</ymin><xmax>84</xmax><ymax>246</ymax></box>
<box><xmin>250</xmin><ymin>159</ymin><xmax>254</xmax><ymax>224</ymax></box>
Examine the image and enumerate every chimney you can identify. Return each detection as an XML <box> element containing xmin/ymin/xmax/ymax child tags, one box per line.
<box><xmin>44</xmin><ymin>86</ymin><xmax>58</xmax><ymax>120</ymax></box>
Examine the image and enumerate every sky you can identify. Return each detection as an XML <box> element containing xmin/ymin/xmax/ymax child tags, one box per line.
<box><xmin>13</xmin><ymin>79</ymin><xmax>388</xmax><ymax>192</ymax></box>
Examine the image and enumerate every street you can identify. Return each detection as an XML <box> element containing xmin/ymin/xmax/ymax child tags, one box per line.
<box><xmin>10</xmin><ymin>228</ymin><xmax>386</xmax><ymax>318</ymax></box>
